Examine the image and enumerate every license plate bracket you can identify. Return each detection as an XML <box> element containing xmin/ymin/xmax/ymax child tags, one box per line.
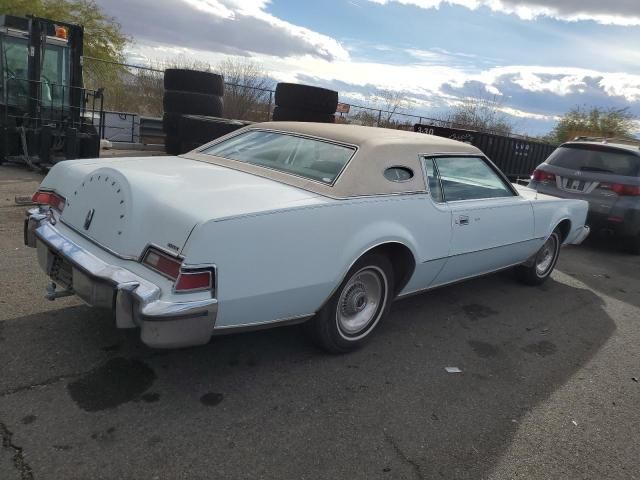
<box><xmin>47</xmin><ymin>250</ymin><xmax>73</xmax><ymax>288</ymax></box>
<box><xmin>562</xmin><ymin>177</ymin><xmax>588</xmax><ymax>193</ymax></box>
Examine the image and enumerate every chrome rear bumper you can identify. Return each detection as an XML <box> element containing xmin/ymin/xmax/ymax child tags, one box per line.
<box><xmin>25</xmin><ymin>211</ymin><xmax>217</xmax><ymax>348</ymax></box>
<box><xmin>570</xmin><ymin>225</ymin><xmax>591</xmax><ymax>245</ymax></box>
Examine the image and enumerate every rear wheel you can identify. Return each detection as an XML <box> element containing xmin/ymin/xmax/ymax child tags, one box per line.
<box><xmin>304</xmin><ymin>253</ymin><xmax>394</xmax><ymax>353</ymax></box>
<box><xmin>515</xmin><ymin>230</ymin><xmax>561</xmax><ymax>285</ymax></box>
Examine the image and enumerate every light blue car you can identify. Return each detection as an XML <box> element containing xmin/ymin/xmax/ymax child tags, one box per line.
<box><xmin>25</xmin><ymin>123</ymin><xmax>589</xmax><ymax>352</ymax></box>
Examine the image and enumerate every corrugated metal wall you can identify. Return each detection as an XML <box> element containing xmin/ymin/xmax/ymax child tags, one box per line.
<box><xmin>414</xmin><ymin>124</ymin><xmax>556</xmax><ymax>179</ymax></box>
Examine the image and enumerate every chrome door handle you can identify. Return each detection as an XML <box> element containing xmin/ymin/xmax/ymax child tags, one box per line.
<box><xmin>457</xmin><ymin>215</ymin><xmax>470</xmax><ymax>226</ymax></box>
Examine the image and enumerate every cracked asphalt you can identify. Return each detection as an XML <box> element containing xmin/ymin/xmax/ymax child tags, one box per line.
<box><xmin>1</xmin><ymin>164</ymin><xmax>639</xmax><ymax>480</ymax></box>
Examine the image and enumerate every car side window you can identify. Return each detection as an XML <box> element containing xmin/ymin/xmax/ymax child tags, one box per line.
<box><xmin>434</xmin><ymin>156</ymin><xmax>514</xmax><ymax>202</ymax></box>
<box><xmin>423</xmin><ymin>158</ymin><xmax>443</xmax><ymax>202</ymax></box>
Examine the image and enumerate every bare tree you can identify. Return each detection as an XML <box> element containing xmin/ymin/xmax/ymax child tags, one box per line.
<box><xmin>217</xmin><ymin>59</ymin><xmax>275</xmax><ymax>121</ymax></box>
<box><xmin>377</xmin><ymin>89</ymin><xmax>412</xmax><ymax>127</ymax></box>
<box><xmin>351</xmin><ymin>108</ymin><xmax>379</xmax><ymax>127</ymax></box>
<box><xmin>350</xmin><ymin>89</ymin><xmax>413</xmax><ymax>128</ymax></box>
<box><xmin>444</xmin><ymin>91</ymin><xmax>514</xmax><ymax>135</ymax></box>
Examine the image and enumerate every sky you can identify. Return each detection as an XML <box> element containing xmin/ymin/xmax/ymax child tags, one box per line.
<box><xmin>94</xmin><ymin>0</ymin><xmax>640</xmax><ymax>136</ymax></box>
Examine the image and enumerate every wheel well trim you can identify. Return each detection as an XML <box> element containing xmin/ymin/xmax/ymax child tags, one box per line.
<box><xmin>318</xmin><ymin>240</ymin><xmax>417</xmax><ymax>313</ymax></box>
<box><xmin>553</xmin><ymin>217</ymin><xmax>573</xmax><ymax>244</ymax></box>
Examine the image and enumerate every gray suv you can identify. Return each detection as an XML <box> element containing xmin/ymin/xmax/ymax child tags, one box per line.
<box><xmin>528</xmin><ymin>139</ymin><xmax>640</xmax><ymax>253</ymax></box>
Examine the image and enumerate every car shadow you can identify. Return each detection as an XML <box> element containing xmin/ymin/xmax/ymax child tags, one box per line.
<box><xmin>0</xmin><ymin>272</ymin><xmax>615</xmax><ymax>479</ymax></box>
<box><xmin>557</xmin><ymin>241</ymin><xmax>640</xmax><ymax>309</ymax></box>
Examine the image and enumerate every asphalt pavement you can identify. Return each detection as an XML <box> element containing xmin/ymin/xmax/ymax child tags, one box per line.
<box><xmin>1</xmin><ymin>164</ymin><xmax>638</xmax><ymax>480</ymax></box>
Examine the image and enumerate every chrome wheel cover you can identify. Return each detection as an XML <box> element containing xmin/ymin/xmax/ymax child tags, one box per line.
<box><xmin>536</xmin><ymin>234</ymin><xmax>559</xmax><ymax>277</ymax></box>
<box><xmin>336</xmin><ymin>266</ymin><xmax>387</xmax><ymax>340</ymax></box>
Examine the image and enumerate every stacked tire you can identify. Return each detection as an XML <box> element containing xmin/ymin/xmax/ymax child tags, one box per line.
<box><xmin>272</xmin><ymin>83</ymin><xmax>338</xmax><ymax>123</ymax></box>
<box><xmin>179</xmin><ymin>115</ymin><xmax>252</xmax><ymax>152</ymax></box>
<box><xmin>163</xmin><ymin>69</ymin><xmax>224</xmax><ymax>154</ymax></box>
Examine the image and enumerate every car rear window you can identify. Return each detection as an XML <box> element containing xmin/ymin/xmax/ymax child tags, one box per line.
<box><xmin>202</xmin><ymin>130</ymin><xmax>356</xmax><ymax>184</ymax></box>
<box><xmin>546</xmin><ymin>144</ymin><xmax>640</xmax><ymax>177</ymax></box>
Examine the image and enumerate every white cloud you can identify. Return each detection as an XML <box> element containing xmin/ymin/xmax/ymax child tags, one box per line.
<box><xmin>499</xmin><ymin>106</ymin><xmax>559</xmax><ymax>121</ymax></box>
<box><xmin>181</xmin><ymin>0</ymin><xmax>235</xmax><ymax>18</ymax></box>
<box><xmin>96</xmin><ymin>0</ymin><xmax>349</xmax><ymax>61</ymax></box>
<box><xmin>368</xmin><ymin>0</ymin><xmax>640</xmax><ymax>26</ymax></box>
<box><xmin>485</xmin><ymin>84</ymin><xmax>502</xmax><ymax>96</ymax></box>
<box><xmin>475</xmin><ymin>66</ymin><xmax>640</xmax><ymax>102</ymax></box>
<box><xmin>599</xmin><ymin>73</ymin><xmax>640</xmax><ymax>102</ymax></box>
<box><xmin>510</xmin><ymin>71</ymin><xmax>587</xmax><ymax>96</ymax></box>
<box><xmin>225</xmin><ymin>0</ymin><xmax>350</xmax><ymax>61</ymax></box>
<box><xmin>131</xmin><ymin>40</ymin><xmax>640</xmax><ymax>122</ymax></box>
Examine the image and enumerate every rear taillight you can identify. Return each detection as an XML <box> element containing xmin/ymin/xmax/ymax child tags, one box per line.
<box><xmin>531</xmin><ymin>169</ymin><xmax>556</xmax><ymax>183</ymax></box>
<box><xmin>612</xmin><ymin>183</ymin><xmax>640</xmax><ymax>196</ymax></box>
<box><xmin>32</xmin><ymin>190</ymin><xmax>66</xmax><ymax>211</ymax></box>
<box><xmin>175</xmin><ymin>270</ymin><xmax>213</xmax><ymax>292</ymax></box>
<box><xmin>599</xmin><ymin>183</ymin><xmax>640</xmax><ymax>196</ymax></box>
<box><xmin>142</xmin><ymin>247</ymin><xmax>213</xmax><ymax>292</ymax></box>
<box><xmin>142</xmin><ymin>248</ymin><xmax>182</xmax><ymax>280</ymax></box>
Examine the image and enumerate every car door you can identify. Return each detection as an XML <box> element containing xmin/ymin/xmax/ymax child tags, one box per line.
<box><xmin>430</xmin><ymin>155</ymin><xmax>536</xmax><ymax>286</ymax></box>
<box><xmin>400</xmin><ymin>157</ymin><xmax>453</xmax><ymax>295</ymax></box>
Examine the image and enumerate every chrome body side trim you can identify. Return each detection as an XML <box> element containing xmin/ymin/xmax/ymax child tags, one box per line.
<box><xmin>396</xmin><ymin>259</ymin><xmax>529</xmax><ymax>299</ymax></box>
<box><xmin>421</xmin><ymin>236</ymin><xmax>547</xmax><ymax>262</ymax></box>
<box><xmin>212</xmin><ymin>314</ymin><xmax>313</xmax><ymax>335</ymax></box>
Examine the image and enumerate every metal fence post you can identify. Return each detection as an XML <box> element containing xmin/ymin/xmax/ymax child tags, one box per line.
<box><xmin>267</xmin><ymin>91</ymin><xmax>273</xmax><ymax>121</ymax></box>
<box><xmin>377</xmin><ymin>109</ymin><xmax>382</xmax><ymax>127</ymax></box>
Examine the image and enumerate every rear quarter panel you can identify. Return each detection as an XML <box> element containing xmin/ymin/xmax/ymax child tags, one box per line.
<box><xmin>182</xmin><ymin>195</ymin><xmax>437</xmax><ymax>329</ymax></box>
<box><xmin>531</xmin><ymin>195</ymin><xmax>589</xmax><ymax>244</ymax></box>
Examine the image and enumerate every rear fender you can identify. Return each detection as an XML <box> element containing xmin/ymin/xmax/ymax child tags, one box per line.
<box><xmin>532</xmin><ymin>199</ymin><xmax>588</xmax><ymax>245</ymax></box>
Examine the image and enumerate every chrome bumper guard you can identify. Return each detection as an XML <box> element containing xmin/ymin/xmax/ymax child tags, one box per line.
<box><xmin>571</xmin><ymin>225</ymin><xmax>591</xmax><ymax>245</ymax></box>
<box><xmin>25</xmin><ymin>212</ymin><xmax>217</xmax><ymax>348</ymax></box>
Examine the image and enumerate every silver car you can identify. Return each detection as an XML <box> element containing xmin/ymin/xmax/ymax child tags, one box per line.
<box><xmin>529</xmin><ymin>138</ymin><xmax>640</xmax><ymax>253</ymax></box>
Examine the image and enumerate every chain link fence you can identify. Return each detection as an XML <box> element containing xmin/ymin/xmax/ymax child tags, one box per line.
<box><xmin>335</xmin><ymin>104</ymin><xmax>461</xmax><ymax>131</ymax></box>
<box><xmin>84</xmin><ymin>57</ymin><xmax>274</xmax><ymax>121</ymax></box>
<box><xmin>83</xmin><ymin>57</ymin><xmax>539</xmax><ymax>143</ymax></box>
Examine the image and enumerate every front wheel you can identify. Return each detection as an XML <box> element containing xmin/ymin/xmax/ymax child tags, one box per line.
<box><xmin>515</xmin><ymin>230</ymin><xmax>561</xmax><ymax>286</ymax></box>
<box><xmin>304</xmin><ymin>253</ymin><xmax>394</xmax><ymax>353</ymax></box>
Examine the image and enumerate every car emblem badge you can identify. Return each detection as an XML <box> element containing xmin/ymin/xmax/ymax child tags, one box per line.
<box><xmin>84</xmin><ymin>208</ymin><xmax>95</xmax><ymax>230</ymax></box>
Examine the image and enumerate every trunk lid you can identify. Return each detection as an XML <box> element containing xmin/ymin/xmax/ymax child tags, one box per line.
<box><xmin>59</xmin><ymin>156</ymin><xmax>326</xmax><ymax>258</ymax></box>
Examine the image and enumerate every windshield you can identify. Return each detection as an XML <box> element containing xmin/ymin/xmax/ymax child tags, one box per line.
<box><xmin>547</xmin><ymin>144</ymin><xmax>640</xmax><ymax>177</ymax></box>
<box><xmin>41</xmin><ymin>43</ymin><xmax>70</xmax><ymax>106</ymax></box>
<box><xmin>1</xmin><ymin>36</ymin><xmax>29</xmax><ymax>106</ymax></box>
<box><xmin>1</xmin><ymin>36</ymin><xmax>70</xmax><ymax>107</ymax></box>
<box><xmin>202</xmin><ymin>130</ymin><xmax>356</xmax><ymax>184</ymax></box>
